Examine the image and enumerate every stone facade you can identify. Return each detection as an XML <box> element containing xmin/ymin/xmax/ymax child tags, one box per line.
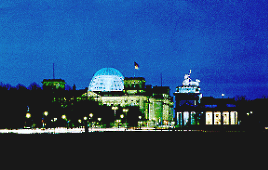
<box><xmin>87</xmin><ymin>77</ymin><xmax>173</xmax><ymax>127</ymax></box>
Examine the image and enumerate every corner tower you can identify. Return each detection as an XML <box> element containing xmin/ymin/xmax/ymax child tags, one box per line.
<box><xmin>174</xmin><ymin>70</ymin><xmax>202</xmax><ymax>126</ymax></box>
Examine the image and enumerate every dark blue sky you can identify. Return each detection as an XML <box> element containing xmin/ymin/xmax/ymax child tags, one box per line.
<box><xmin>1</xmin><ymin>0</ymin><xmax>268</xmax><ymax>99</ymax></box>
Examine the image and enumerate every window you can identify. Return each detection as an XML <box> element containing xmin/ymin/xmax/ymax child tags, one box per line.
<box><xmin>223</xmin><ymin>111</ymin><xmax>229</xmax><ymax>125</ymax></box>
<box><xmin>206</xmin><ymin>111</ymin><xmax>212</xmax><ymax>125</ymax></box>
<box><xmin>214</xmin><ymin>111</ymin><xmax>221</xmax><ymax>125</ymax></box>
<box><xmin>231</xmin><ymin>111</ymin><xmax>238</xmax><ymax>125</ymax></box>
<box><xmin>183</xmin><ymin>111</ymin><xmax>189</xmax><ymax>126</ymax></box>
<box><xmin>191</xmin><ymin>111</ymin><xmax>196</xmax><ymax>125</ymax></box>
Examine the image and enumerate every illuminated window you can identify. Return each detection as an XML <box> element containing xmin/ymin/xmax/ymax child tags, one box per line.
<box><xmin>223</xmin><ymin>111</ymin><xmax>229</xmax><ymax>125</ymax></box>
<box><xmin>191</xmin><ymin>111</ymin><xmax>196</xmax><ymax>125</ymax></box>
<box><xmin>183</xmin><ymin>111</ymin><xmax>189</xmax><ymax>125</ymax></box>
<box><xmin>177</xmin><ymin>112</ymin><xmax>182</xmax><ymax>125</ymax></box>
<box><xmin>206</xmin><ymin>111</ymin><xmax>212</xmax><ymax>125</ymax></box>
<box><xmin>231</xmin><ymin>111</ymin><xmax>238</xmax><ymax>125</ymax></box>
<box><xmin>214</xmin><ymin>111</ymin><xmax>221</xmax><ymax>125</ymax></box>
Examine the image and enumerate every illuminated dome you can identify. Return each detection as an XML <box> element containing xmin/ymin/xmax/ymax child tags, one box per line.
<box><xmin>88</xmin><ymin>68</ymin><xmax>124</xmax><ymax>92</ymax></box>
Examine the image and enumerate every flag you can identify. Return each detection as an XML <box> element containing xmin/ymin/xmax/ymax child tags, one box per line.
<box><xmin>134</xmin><ymin>62</ymin><xmax>139</xmax><ymax>70</ymax></box>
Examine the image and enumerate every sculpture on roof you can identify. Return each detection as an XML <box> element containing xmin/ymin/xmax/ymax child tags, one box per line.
<box><xmin>182</xmin><ymin>70</ymin><xmax>200</xmax><ymax>86</ymax></box>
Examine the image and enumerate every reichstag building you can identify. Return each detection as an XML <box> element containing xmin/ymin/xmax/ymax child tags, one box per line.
<box><xmin>85</xmin><ymin>68</ymin><xmax>174</xmax><ymax>127</ymax></box>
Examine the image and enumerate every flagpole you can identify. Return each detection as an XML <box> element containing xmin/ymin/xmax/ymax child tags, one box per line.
<box><xmin>134</xmin><ymin>61</ymin><xmax>139</xmax><ymax>77</ymax></box>
<box><xmin>134</xmin><ymin>61</ymin><xmax>136</xmax><ymax>77</ymax></box>
<box><xmin>161</xmin><ymin>72</ymin><xmax>162</xmax><ymax>87</ymax></box>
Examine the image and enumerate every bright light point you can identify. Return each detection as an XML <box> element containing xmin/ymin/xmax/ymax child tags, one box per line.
<box><xmin>112</xmin><ymin>106</ymin><xmax>118</xmax><ymax>110</ymax></box>
<box><xmin>61</xmin><ymin>115</ymin><xmax>66</xmax><ymax>120</ymax></box>
<box><xmin>89</xmin><ymin>113</ymin><xmax>93</xmax><ymax>118</ymax></box>
<box><xmin>44</xmin><ymin>111</ymin><xmax>48</xmax><ymax>116</ymax></box>
<box><xmin>26</xmin><ymin>113</ymin><xmax>31</xmax><ymax>118</ymax></box>
<box><xmin>83</xmin><ymin>117</ymin><xmax>87</xmax><ymax>120</ymax></box>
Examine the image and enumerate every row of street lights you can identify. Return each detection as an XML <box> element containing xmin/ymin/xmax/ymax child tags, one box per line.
<box><xmin>25</xmin><ymin>111</ymin><xmax>99</xmax><ymax>130</ymax></box>
<box><xmin>25</xmin><ymin>111</ymin><xmax>69</xmax><ymax>128</ymax></box>
<box><xmin>25</xmin><ymin>106</ymin><xmax>144</xmax><ymax>129</ymax></box>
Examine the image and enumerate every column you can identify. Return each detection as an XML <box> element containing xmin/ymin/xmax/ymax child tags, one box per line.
<box><xmin>229</xmin><ymin>111</ymin><xmax>231</xmax><ymax>125</ymax></box>
<box><xmin>212</xmin><ymin>111</ymin><xmax>214</xmax><ymax>125</ymax></box>
<box><xmin>182</xmin><ymin>111</ymin><xmax>184</xmax><ymax>128</ymax></box>
<box><xmin>221</xmin><ymin>111</ymin><xmax>223</xmax><ymax>126</ymax></box>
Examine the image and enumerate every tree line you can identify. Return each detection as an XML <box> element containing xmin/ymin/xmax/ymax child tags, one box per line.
<box><xmin>0</xmin><ymin>82</ymin><xmax>142</xmax><ymax>129</ymax></box>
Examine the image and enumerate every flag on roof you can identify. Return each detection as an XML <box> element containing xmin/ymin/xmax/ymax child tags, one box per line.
<box><xmin>134</xmin><ymin>62</ymin><xmax>139</xmax><ymax>70</ymax></box>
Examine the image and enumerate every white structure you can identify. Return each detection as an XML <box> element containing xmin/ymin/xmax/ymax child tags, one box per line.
<box><xmin>182</xmin><ymin>70</ymin><xmax>200</xmax><ymax>87</ymax></box>
<box><xmin>178</xmin><ymin>70</ymin><xmax>201</xmax><ymax>94</ymax></box>
<box><xmin>88</xmin><ymin>68</ymin><xmax>124</xmax><ymax>92</ymax></box>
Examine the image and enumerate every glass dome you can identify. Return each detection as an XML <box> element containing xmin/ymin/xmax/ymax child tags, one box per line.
<box><xmin>88</xmin><ymin>68</ymin><xmax>124</xmax><ymax>92</ymax></box>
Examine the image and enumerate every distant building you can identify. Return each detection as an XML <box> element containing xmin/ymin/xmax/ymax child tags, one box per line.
<box><xmin>174</xmin><ymin>70</ymin><xmax>202</xmax><ymax>126</ymax></box>
<box><xmin>201</xmin><ymin>97</ymin><xmax>238</xmax><ymax>126</ymax></box>
<box><xmin>174</xmin><ymin>71</ymin><xmax>238</xmax><ymax>127</ymax></box>
<box><xmin>42</xmin><ymin>79</ymin><xmax>66</xmax><ymax>90</ymax></box>
<box><xmin>86</xmin><ymin>68</ymin><xmax>173</xmax><ymax>127</ymax></box>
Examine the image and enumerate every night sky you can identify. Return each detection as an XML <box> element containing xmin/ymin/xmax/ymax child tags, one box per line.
<box><xmin>1</xmin><ymin>0</ymin><xmax>268</xmax><ymax>99</ymax></box>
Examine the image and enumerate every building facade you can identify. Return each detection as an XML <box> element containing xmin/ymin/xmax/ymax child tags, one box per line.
<box><xmin>174</xmin><ymin>71</ymin><xmax>238</xmax><ymax>128</ymax></box>
<box><xmin>42</xmin><ymin>79</ymin><xmax>66</xmax><ymax>90</ymax></box>
<box><xmin>87</xmin><ymin>68</ymin><xmax>174</xmax><ymax>127</ymax></box>
<box><xmin>201</xmin><ymin>97</ymin><xmax>238</xmax><ymax>126</ymax></box>
<box><xmin>174</xmin><ymin>70</ymin><xmax>202</xmax><ymax>126</ymax></box>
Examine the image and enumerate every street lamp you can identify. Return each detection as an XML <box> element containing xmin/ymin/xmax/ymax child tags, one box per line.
<box><xmin>120</xmin><ymin>114</ymin><xmax>124</xmax><ymax>128</ymax></box>
<box><xmin>83</xmin><ymin>116</ymin><xmax>88</xmax><ymax>133</ymax></box>
<box><xmin>26</xmin><ymin>113</ymin><xmax>31</xmax><ymax>119</ymax></box>
<box><xmin>138</xmin><ymin>116</ymin><xmax>142</xmax><ymax>129</ymax></box>
<box><xmin>112</xmin><ymin>106</ymin><xmax>118</xmax><ymax>128</ymax></box>
<box><xmin>112</xmin><ymin>106</ymin><xmax>118</xmax><ymax>116</ymax></box>
<box><xmin>123</xmin><ymin>108</ymin><xmax>129</xmax><ymax>113</ymax></box>
<box><xmin>44</xmin><ymin>111</ymin><xmax>48</xmax><ymax>116</ymax></box>
<box><xmin>43</xmin><ymin>111</ymin><xmax>49</xmax><ymax>128</ymax></box>
<box><xmin>97</xmin><ymin>118</ymin><xmax>102</xmax><ymax>128</ymax></box>
<box><xmin>117</xmin><ymin>119</ymin><xmax>121</xmax><ymax>128</ymax></box>
<box><xmin>61</xmin><ymin>114</ymin><xmax>68</xmax><ymax>128</ymax></box>
<box><xmin>25</xmin><ymin>113</ymin><xmax>31</xmax><ymax>128</ymax></box>
<box><xmin>51</xmin><ymin>118</ymin><xmax>57</xmax><ymax>133</ymax></box>
<box><xmin>123</xmin><ymin>108</ymin><xmax>128</xmax><ymax>128</ymax></box>
<box><xmin>62</xmin><ymin>114</ymin><xmax>67</xmax><ymax>120</ymax></box>
<box><xmin>89</xmin><ymin>113</ymin><xmax>94</xmax><ymax>130</ymax></box>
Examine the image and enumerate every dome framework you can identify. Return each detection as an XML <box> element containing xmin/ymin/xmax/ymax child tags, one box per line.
<box><xmin>88</xmin><ymin>68</ymin><xmax>124</xmax><ymax>92</ymax></box>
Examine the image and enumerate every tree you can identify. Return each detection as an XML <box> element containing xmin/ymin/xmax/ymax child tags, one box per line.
<box><xmin>16</xmin><ymin>84</ymin><xmax>27</xmax><ymax>91</ymax></box>
<box><xmin>126</xmin><ymin>106</ymin><xmax>141</xmax><ymax>128</ymax></box>
<box><xmin>4</xmin><ymin>84</ymin><xmax>13</xmax><ymax>90</ymax></box>
<box><xmin>65</xmin><ymin>84</ymin><xmax>72</xmax><ymax>91</ymax></box>
<box><xmin>28</xmin><ymin>82</ymin><xmax>41</xmax><ymax>91</ymax></box>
